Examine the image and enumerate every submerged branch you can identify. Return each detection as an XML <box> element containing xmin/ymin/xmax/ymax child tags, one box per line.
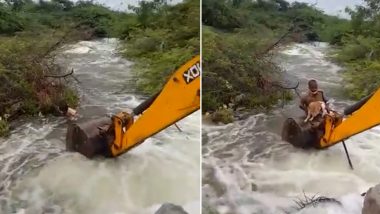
<box><xmin>288</xmin><ymin>192</ymin><xmax>342</xmax><ymax>213</ymax></box>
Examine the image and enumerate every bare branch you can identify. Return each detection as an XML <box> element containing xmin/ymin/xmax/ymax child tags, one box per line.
<box><xmin>271</xmin><ymin>81</ymin><xmax>300</xmax><ymax>90</ymax></box>
<box><xmin>44</xmin><ymin>68</ymin><xmax>74</xmax><ymax>78</ymax></box>
<box><xmin>291</xmin><ymin>192</ymin><xmax>341</xmax><ymax>212</ymax></box>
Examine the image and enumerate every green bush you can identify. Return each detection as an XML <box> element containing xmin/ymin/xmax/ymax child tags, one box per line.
<box><xmin>0</xmin><ymin>5</ymin><xmax>24</xmax><ymax>34</ymax></box>
<box><xmin>21</xmin><ymin>99</ymin><xmax>39</xmax><ymax>115</ymax></box>
<box><xmin>201</xmin><ymin>0</ymin><xmax>347</xmax><ymax>116</ymax></box>
<box><xmin>211</xmin><ymin>108</ymin><xmax>234</xmax><ymax>124</ymax></box>
<box><xmin>1</xmin><ymin>0</ymin><xmax>196</xmax><ymax>130</ymax></box>
<box><xmin>336</xmin><ymin>36</ymin><xmax>380</xmax><ymax>62</ymax></box>
<box><xmin>343</xmin><ymin>60</ymin><xmax>380</xmax><ymax>99</ymax></box>
<box><xmin>202</xmin><ymin>25</ymin><xmax>285</xmax><ymax>113</ymax></box>
<box><xmin>0</xmin><ymin>119</ymin><xmax>10</xmax><ymax>137</ymax></box>
<box><xmin>70</xmin><ymin>4</ymin><xmax>117</xmax><ymax>37</ymax></box>
<box><xmin>63</xmin><ymin>88</ymin><xmax>79</xmax><ymax>108</ymax></box>
<box><xmin>0</xmin><ymin>32</ymin><xmax>80</xmax><ymax>120</ymax></box>
<box><xmin>333</xmin><ymin>0</ymin><xmax>380</xmax><ymax>100</ymax></box>
<box><xmin>121</xmin><ymin>0</ymin><xmax>200</xmax><ymax>95</ymax></box>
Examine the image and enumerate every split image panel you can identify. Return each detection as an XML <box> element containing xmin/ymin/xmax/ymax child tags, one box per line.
<box><xmin>202</xmin><ymin>0</ymin><xmax>380</xmax><ymax>213</ymax></box>
<box><xmin>1</xmin><ymin>0</ymin><xmax>380</xmax><ymax>214</ymax></box>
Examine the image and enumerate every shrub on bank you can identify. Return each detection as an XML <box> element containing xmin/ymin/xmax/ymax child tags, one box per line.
<box><xmin>120</xmin><ymin>0</ymin><xmax>200</xmax><ymax>94</ymax></box>
<box><xmin>0</xmin><ymin>119</ymin><xmax>10</xmax><ymax>137</ymax></box>
<box><xmin>211</xmin><ymin>108</ymin><xmax>234</xmax><ymax>124</ymax></box>
<box><xmin>331</xmin><ymin>1</ymin><xmax>380</xmax><ymax>100</ymax></box>
<box><xmin>0</xmin><ymin>35</ymin><xmax>80</xmax><ymax>125</ymax></box>
<box><xmin>201</xmin><ymin>0</ymin><xmax>339</xmax><ymax>121</ymax></box>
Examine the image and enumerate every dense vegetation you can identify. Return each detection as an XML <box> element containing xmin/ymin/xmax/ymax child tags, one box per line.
<box><xmin>203</xmin><ymin>0</ymin><xmax>380</xmax><ymax>123</ymax></box>
<box><xmin>333</xmin><ymin>0</ymin><xmax>380</xmax><ymax>99</ymax></box>
<box><xmin>0</xmin><ymin>0</ymin><xmax>199</xmax><ymax>136</ymax></box>
<box><xmin>202</xmin><ymin>0</ymin><xmax>341</xmax><ymax>119</ymax></box>
<box><xmin>0</xmin><ymin>0</ymin><xmax>128</xmax><ymax>136</ymax></box>
<box><xmin>202</xmin><ymin>0</ymin><xmax>352</xmax><ymax>123</ymax></box>
<box><xmin>120</xmin><ymin>0</ymin><xmax>200</xmax><ymax>94</ymax></box>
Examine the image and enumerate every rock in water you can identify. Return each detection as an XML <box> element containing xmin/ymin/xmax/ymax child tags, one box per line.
<box><xmin>155</xmin><ymin>203</ymin><xmax>188</xmax><ymax>214</ymax></box>
<box><xmin>362</xmin><ymin>184</ymin><xmax>380</xmax><ymax>214</ymax></box>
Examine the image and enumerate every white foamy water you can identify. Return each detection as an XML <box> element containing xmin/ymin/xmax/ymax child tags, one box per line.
<box><xmin>202</xmin><ymin>42</ymin><xmax>380</xmax><ymax>214</ymax></box>
<box><xmin>0</xmin><ymin>38</ymin><xmax>200</xmax><ymax>214</ymax></box>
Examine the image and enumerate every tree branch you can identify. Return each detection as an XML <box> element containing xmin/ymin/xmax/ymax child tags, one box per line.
<box><xmin>44</xmin><ymin>68</ymin><xmax>74</xmax><ymax>78</ymax></box>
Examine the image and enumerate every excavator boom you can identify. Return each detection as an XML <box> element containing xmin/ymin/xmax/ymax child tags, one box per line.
<box><xmin>110</xmin><ymin>56</ymin><xmax>200</xmax><ymax>156</ymax></box>
<box><xmin>320</xmin><ymin>87</ymin><xmax>380</xmax><ymax>148</ymax></box>
<box><xmin>66</xmin><ymin>56</ymin><xmax>200</xmax><ymax>158</ymax></box>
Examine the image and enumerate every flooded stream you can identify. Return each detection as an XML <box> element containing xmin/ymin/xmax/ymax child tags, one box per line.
<box><xmin>202</xmin><ymin>43</ymin><xmax>380</xmax><ymax>214</ymax></box>
<box><xmin>0</xmin><ymin>38</ymin><xmax>200</xmax><ymax>214</ymax></box>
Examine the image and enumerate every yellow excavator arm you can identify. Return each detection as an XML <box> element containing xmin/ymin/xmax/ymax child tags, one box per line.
<box><xmin>110</xmin><ymin>56</ymin><xmax>200</xmax><ymax>156</ymax></box>
<box><xmin>319</xmin><ymin>87</ymin><xmax>380</xmax><ymax>148</ymax></box>
<box><xmin>66</xmin><ymin>56</ymin><xmax>200</xmax><ymax>158</ymax></box>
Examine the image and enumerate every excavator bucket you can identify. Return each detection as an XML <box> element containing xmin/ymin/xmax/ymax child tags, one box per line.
<box><xmin>65</xmin><ymin>93</ymin><xmax>161</xmax><ymax>158</ymax></box>
<box><xmin>281</xmin><ymin>117</ymin><xmax>323</xmax><ymax>149</ymax></box>
<box><xmin>66</xmin><ymin>117</ymin><xmax>113</xmax><ymax>158</ymax></box>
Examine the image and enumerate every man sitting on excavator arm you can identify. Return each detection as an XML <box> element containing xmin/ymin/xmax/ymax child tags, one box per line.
<box><xmin>296</xmin><ymin>79</ymin><xmax>332</xmax><ymax>146</ymax></box>
<box><xmin>283</xmin><ymin>79</ymin><xmax>380</xmax><ymax>149</ymax></box>
<box><xmin>299</xmin><ymin>79</ymin><xmax>329</xmax><ymax>115</ymax></box>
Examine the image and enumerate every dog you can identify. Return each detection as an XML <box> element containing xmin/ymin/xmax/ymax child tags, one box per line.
<box><xmin>66</xmin><ymin>107</ymin><xmax>78</xmax><ymax>120</ymax></box>
<box><xmin>304</xmin><ymin>101</ymin><xmax>328</xmax><ymax>123</ymax></box>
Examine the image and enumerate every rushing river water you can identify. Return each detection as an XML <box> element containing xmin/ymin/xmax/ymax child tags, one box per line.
<box><xmin>0</xmin><ymin>38</ymin><xmax>200</xmax><ymax>214</ymax></box>
<box><xmin>202</xmin><ymin>43</ymin><xmax>380</xmax><ymax>214</ymax></box>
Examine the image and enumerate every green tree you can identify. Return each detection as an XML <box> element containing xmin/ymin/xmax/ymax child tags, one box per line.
<box><xmin>128</xmin><ymin>0</ymin><xmax>168</xmax><ymax>28</ymax></box>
